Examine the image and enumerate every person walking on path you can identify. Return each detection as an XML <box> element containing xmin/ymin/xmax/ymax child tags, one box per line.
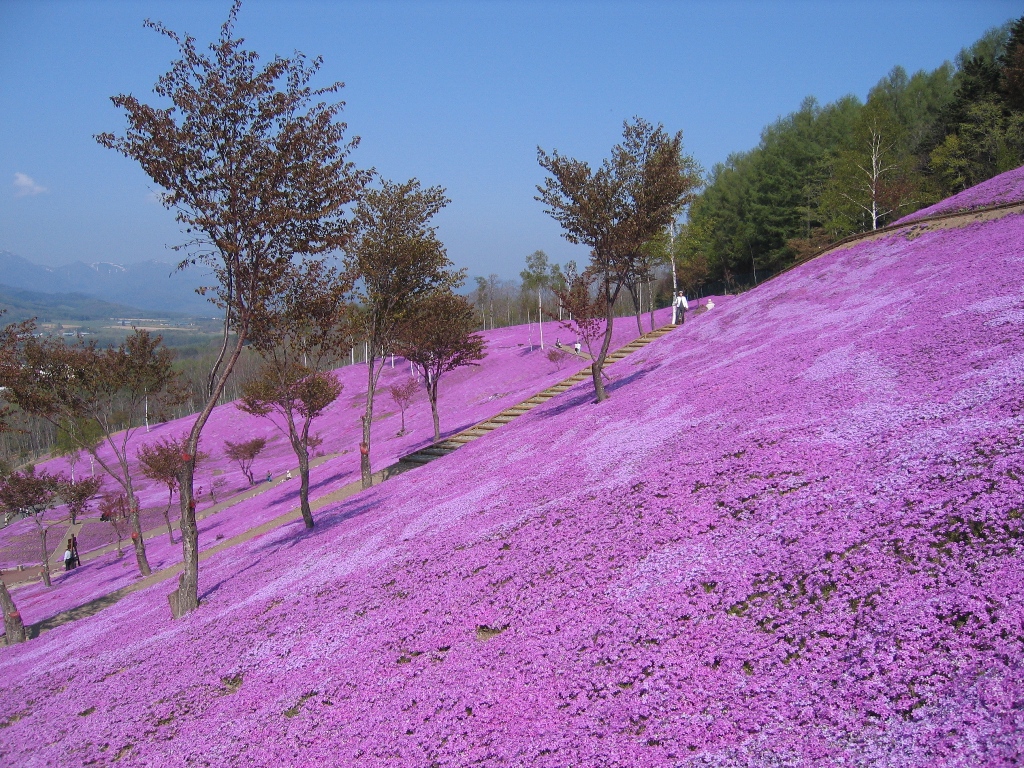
<box><xmin>63</xmin><ymin>547</ymin><xmax>73</xmax><ymax>572</ymax></box>
<box><xmin>672</xmin><ymin>292</ymin><xmax>689</xmax><ymax>325</ymax></box>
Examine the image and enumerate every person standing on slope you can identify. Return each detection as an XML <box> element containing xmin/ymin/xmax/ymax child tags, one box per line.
<box><xmin>673</xmin><ymin>292</ymin><xmax>689</xmax><ymax>324</ymax></box>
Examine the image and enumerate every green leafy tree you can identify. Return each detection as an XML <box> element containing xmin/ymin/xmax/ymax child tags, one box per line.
<box><xmin>96</xmin><ymin>2</ymin><xmax>371</xmax><ymax>617</ymax></box>
<box><xmin>820</xmin><ymin>101</ymin><xmax>921</xmax><ymax>234</ymax></box>
<box><xmin>672</xmin><ymin>217</ymin><xmax>714</xmax><ymax>300</ymax></box>
<box><xmin>927</xmin><ymin>20</ymin><xmax>1023</xmax><ymax>195</ymax></box>
<box><xmin>348</xmin><ymin>179</ymin><xmax>463</xmax><ymax>488</ymax></box>
<box><xmin>53</xmin><ymin>418</ymin><xmax>102</xmax><ymax>482</ymax></box>
<box><xmin>395</xmin><ymin>291</ymin><xmax>486</xmax><ymax>443</ymax></box>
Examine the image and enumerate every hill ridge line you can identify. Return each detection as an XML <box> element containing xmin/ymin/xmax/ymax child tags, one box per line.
<box><xmin>774</xmin><ymin>198</ymin><xmax>1024</xmax><ymax>281</ymax></box>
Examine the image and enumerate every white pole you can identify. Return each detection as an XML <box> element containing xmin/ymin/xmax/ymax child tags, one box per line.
<box><xmin>670</xmin><ymin>221</ymin><xmax>678</xmax><ymax>298</ymax></box>
<box><xmin>144</xmin><ymin>394</ymin><xmax>150</xmax><ymax>433</ymax></box>
<box><xmin>538</xmin><ymin>289</ymin><xmax>544</xmax><ymax>350</ymax></box>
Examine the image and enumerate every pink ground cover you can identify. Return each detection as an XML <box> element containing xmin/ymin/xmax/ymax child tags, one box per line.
<box><xmin>2</xmin><ymin>202</ymin><xmax>1023</xmax><ymax>766</ymax></box>
<box><xmin>896</xmin><ymin>164</ymin><xmax>1024</xmax><ymax>223</ymax></box>
<box><xmin>1</xmin><ymin>312</ymin><xmax>667</xmax><ymax>623</ymax></box>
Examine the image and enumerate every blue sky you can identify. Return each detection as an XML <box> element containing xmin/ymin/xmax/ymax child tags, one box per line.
<box><xmin>0</xmin><ymin>0</ymin><xmax>1018</xmax><ymax>282</ymax></box>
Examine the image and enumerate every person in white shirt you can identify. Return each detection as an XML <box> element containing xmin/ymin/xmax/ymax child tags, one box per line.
<box><xmin>672</xmin><ymin>292</ymin><xmax>689</xmax><ymax>324</ymax></box>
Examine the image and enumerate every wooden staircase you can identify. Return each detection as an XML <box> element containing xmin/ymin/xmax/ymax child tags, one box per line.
<box><xmin>399</xmin><ymin>323</ymin><xmax>677</xmax><ymax>467</ymax></box>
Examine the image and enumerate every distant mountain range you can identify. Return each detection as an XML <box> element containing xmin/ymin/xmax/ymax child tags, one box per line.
<box><xmin>0</xmin><ymin>250</ymin><xmax>218</xmax><ymax>315</ymax></box>
<box><xmin>0</xmin><ymin>283</ymin><xmax>178</xmax><ymax>323</ymax></box>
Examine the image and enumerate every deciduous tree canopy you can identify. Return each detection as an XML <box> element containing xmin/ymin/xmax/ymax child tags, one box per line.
<box><xmin>96</xmin><ymin>0</ymin><xmax>370</xmax><ymax>617</ymax></box>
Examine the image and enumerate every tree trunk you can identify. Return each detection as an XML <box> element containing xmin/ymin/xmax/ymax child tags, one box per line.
<box><xmin>163</xmin><ymin>488</ymin><xmax>175</xmax><ymax>544</ymax></box>
<box><xmin>360</xmin><ymin>364</ymin><xmax>374</xmax><ymax>490</ymax></box>
<box><xmin>172</xmin><ymin>458</ymin><xmax>199</xmax><ymax>618</ymax></box>
<box><xmin>627</xmin><ymin>282</ymin><xmax>643</xmax><ymax>335</ymax></box>
<box><xmin>0</xmin><ymin>579</ymin><xmax>26</xmax><ymax>645</ymax></box>
<box><xmin>297</xmin><ymin>447</ymin><xmax>313</xmax><ymax>529</ymax></box>
<box><xmin>172</xmin><ymin>325</ymin><xmax>249</xmax><ymax>618</ymax></box>
<box><xmin>38</xmin><ymin>526</ymin><xmax>51</xmax><ymax>588</ymax></box>
<box><xmin>127</xmin><ymin>496</ymin><xmax>152</xmax><ymax>577</ymax></box>
<box><xmin>648</xmin><ymin>280</ymin><xmax>656</xmax><ymax>332</ymax></box>
<box><xmin>429</xmin><ymin>380</ymin><xmax>441</xmax><ymax>443</ymax></box>
<box><xmin>592</xmin><ymin>276</ymin><xmax>620</xmax><ymax>403</ymax></box>
<box><xmin>291</xmin><ymin>418</ymin><xmax>315</xmax><ymax>530</ymax></box>
<box><xmin>360</xmin><ymin>354</ymin><xmax>382</xmax><ymax>490</ymax></box>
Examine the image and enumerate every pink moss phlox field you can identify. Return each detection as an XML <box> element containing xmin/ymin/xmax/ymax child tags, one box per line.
<box><xmin>2</xmin><ymin>197</ymin><xmax>1024</xmax><ymax>765</ymax></box>
<box><xmin>0</xmin><ymin>314</ymin><xmax>666</xmax><ymax>624</ymax></box>
<box><xmin>896</xmin><ymin>164</ymin><xmax>1024</xmax><ymax>223</ymax></box>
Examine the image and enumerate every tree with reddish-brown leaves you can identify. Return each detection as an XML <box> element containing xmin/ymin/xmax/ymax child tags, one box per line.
<box><xmin>224</xmin><ymin>438</ymin><xmax>268</xmax><ymax>487</ymax></box>
<box><xmin>396</xmin><ymin>291</ymin><xmax>486</xmax><ymax>443</ymax></box>
<box><xmin>348</xmin><ymin>179</ymin><xmax>463</xmax><ymax>488</ymax></box>
<box><xmin>0</xmin><ymin>325</ymin><xmax>186</xmax><ymax>579</ymax></box>
<box><xmin>389</xmin><ymin>378</ymin><xmax>418</xmax><ymax>436</ymax></box>
<box><xmin>0</xmin><ymin>468</ymin><xmax>64</xmax><ymax>588</ymax></box>
<box><xmin>99</xmin><ymin>492</ymin><xmax>131</xmax><ymax>558</ymax></box>
<box><xmin>96</xmin><ymin>2</ymin><xmax>371</xmax><ymax>617</ymax></box>
<box><xmin>546</xmin><ymin>347</ymin><xmax>570</xmax><ymax>371</ymax></box>
<box><xmin>240</xmin><ymin>259</ymin><xmax>353</xmax><ymax>528</ymax></box>
<box><xmin>137</xmin><ymin>437</ymin><xmax>208</xmax><ymax>543</ymax></box>
<box><xmin>59</xmin><ymin>476</ymin><xmax>101</xmax><ymax>527</ymax></box>
<box><xmin>550</xmin><ymin>262</ymin><xmax>607</xmax><ymax>363</ymax></box>
<box><xmin>537</xmin><ymin>118</ymin><xmax>700</xmax><ymax>401</ymax></box>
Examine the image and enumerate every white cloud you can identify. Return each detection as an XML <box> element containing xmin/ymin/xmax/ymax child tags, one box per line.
<box><xmin>13</xmin><ymin>172</ymin><xmax>47</xmax><ymax>197</ymax></box>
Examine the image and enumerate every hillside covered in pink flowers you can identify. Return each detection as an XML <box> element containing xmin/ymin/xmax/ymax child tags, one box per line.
<box><xmin>0</xmin><ymin>314</ymin><xmax>656</xmax><ymax>625</ymax></box>
<box><xmin>896</xmin><ymin>164</ymin><xmax>1024</xmax><ymax>223</ymax></box>
<box><xmin>2</xmin><ymin>187</ymin><xmax>1024</xmax><ymax>764</ymax></box>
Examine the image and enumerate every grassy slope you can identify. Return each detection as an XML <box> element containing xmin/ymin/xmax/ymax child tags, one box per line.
<box><xmin>2</xmin><ymin>198</ymin><xmax>1024</xmax><ymax>764</ymax></box>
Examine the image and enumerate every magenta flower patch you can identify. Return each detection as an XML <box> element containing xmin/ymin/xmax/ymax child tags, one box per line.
<box><xmin>1</xmin><ymin>201</ymin><xmax>1023</xmax><ymax>765</ymax></box>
